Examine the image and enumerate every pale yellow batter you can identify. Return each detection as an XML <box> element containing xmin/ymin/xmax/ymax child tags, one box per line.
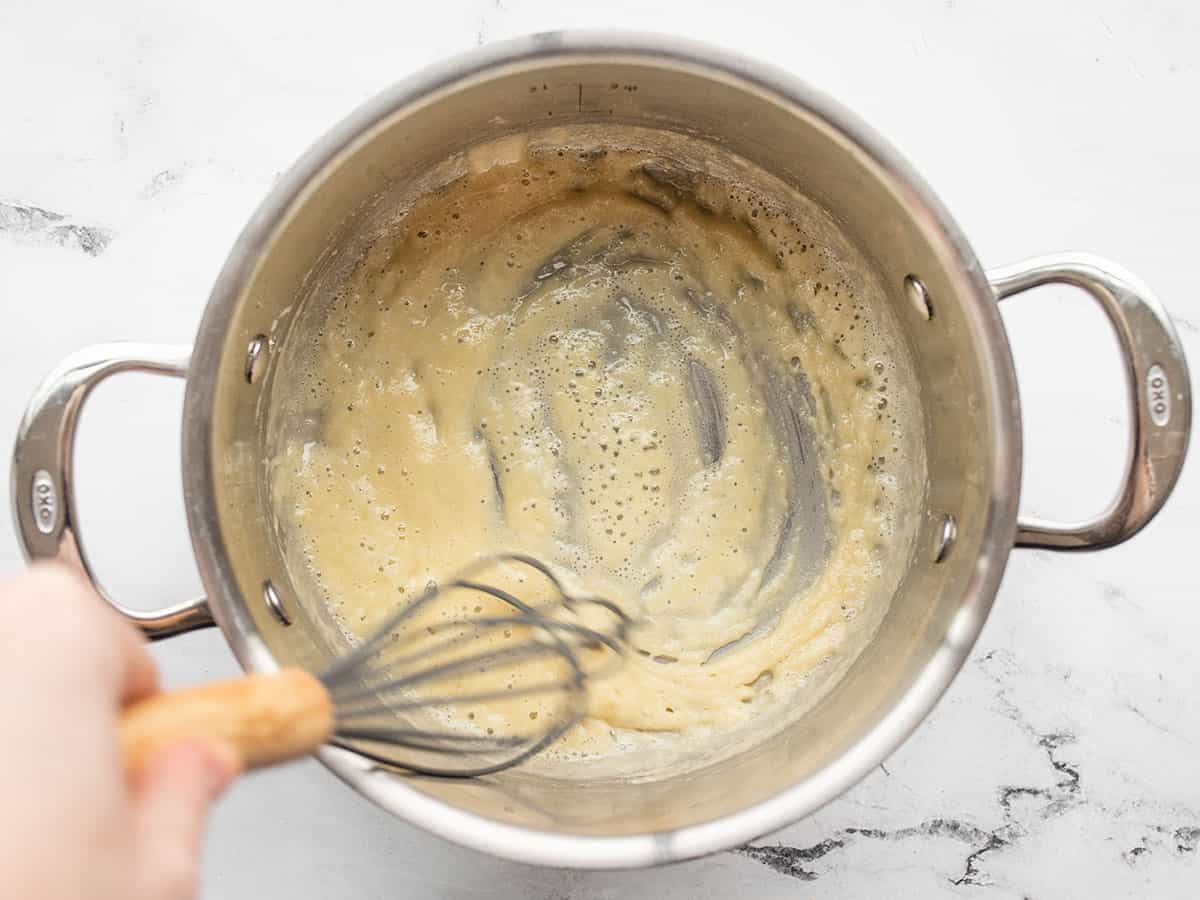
<box><xmin>269</xmin><ymin>129</ymin><xmax>924</xmax><ymax>773</ymax></box>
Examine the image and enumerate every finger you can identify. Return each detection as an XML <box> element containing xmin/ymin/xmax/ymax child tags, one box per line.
<box><xmin>8</xmin><ymin>562</ymin><xmax>158</xmax><ymax>703</ymax></box>
<box><xmin>84</xmin><ymin>577</ymin><xmax>159</xmax><ymax>704</ymax></box>
<box><xmin>133</xmin><ymin>741</ymin><xmax>240</xmax><ymax>900</ymax></box>
<box><xmin>106</xmin><ymin>604</ymin><xmax>159</xmax><ymax>704</ymax></box>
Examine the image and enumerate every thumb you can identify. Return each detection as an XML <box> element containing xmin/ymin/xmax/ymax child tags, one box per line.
<box><xmin>133</xmin><ymin>741</ymin><xmax>240</xmax><ymax>900</ymax></box>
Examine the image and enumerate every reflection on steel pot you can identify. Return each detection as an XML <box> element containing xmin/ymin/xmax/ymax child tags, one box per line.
<box><xmin>10</xmin><ymin>33</ymin><xmax>1191</xmax><ymax>868</ymax></box>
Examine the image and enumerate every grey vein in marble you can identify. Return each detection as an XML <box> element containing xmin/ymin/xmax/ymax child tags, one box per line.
<box><xmin>0</xmin><ymin>200</ymin><xmax>112</xmax><ymax>255</ymax></box>
<box><xmin>735</xmin><ymin>645</ymin><xmax>1200</xmax><ymax>888</ymax></box>
<box><xmin>736</xmin><ymin>817</ymin><xmax>1012</xmax><ymax>887</ymax></box>
<box><xmin>1167</xmin><ymin>311</ymin><xmax>1197</xmax><ymax>334</ymax></box>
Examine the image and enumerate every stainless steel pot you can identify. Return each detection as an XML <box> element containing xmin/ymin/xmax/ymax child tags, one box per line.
<box><xmin>11</xmin><ymin>32</ymin><xmax>1191</xmax><ymax>867</ymax></box>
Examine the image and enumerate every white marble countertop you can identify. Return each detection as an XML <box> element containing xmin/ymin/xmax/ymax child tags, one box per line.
<box><xmin>2</xmin><ymin>1</ymin><xmax>1197</xmax><ymax>896</ymax></box>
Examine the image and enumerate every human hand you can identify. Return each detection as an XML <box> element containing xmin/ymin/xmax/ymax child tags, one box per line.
<box><xmin>0</xmin><ymin>563</ymin><xmax>240</xmax><ymax>900</ymax></box>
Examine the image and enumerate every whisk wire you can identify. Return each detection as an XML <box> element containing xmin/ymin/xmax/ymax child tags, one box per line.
<box><xmin>334</xmin><ymin>676</ymin><xmax>586</xmax><ymax>719</ymax></box>
<box><xmin>321</xmin><ymin>612</ymin><xmax>622</xmax><ymax>697</ymax></box>
<box><xmin>317</xmin><ymin>554</ymin><xmax>630</xmax><ymax>777</ymax></box>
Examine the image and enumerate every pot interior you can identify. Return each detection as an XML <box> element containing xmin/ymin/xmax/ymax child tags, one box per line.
<box><xmin>202</xmin><ymin>47</ymin><xmax>1010</xmax><ymax>836</ymax></box>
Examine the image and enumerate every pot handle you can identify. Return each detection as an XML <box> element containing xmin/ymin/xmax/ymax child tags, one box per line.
<box><xmin>10</xmin><ymin>343</ymin><xmax>215</xmax><ymax>638</ymax></box>
<box><xmin>988</xmin><ymin>253</ymin><xmax>1191</xmax><ymax>549</ymax></box>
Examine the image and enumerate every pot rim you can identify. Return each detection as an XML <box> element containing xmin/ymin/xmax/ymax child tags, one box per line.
<box><xmin>182</xmin><ymin>30</ymin><xmax>1021</xmax><ymax>867</ymax></box>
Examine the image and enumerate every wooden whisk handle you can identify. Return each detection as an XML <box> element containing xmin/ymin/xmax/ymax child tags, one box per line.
<box><xmin>120</xmin><ymin>668</ymin><xmax>335</xmax><ymax>772</ymax></box>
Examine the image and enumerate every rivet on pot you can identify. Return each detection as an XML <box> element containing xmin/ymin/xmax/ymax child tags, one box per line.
<box><xmin>245</xmin><ymin>334</ymin><xmax>268</xmax><ymax>384</ymax></box>
<box><xmin>934</xmin><ymin>513</ymin><xmax>957</xmax><ymax>564</ymax></box>
<box><xmin>905</xmin><ymin>275</ymin><xmax>933</xmax><ymax>321</ymax></box>
<box><xmin>263</xmin><ymin>579</ymin><xmax>291</xmax><ymax>626</ymax></box>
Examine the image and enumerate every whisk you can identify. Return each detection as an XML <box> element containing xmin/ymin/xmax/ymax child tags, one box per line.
<box><xmin>120</xmin><ymin>554</ymin><xmax>631</xmax><ymax>778</ymax></box>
